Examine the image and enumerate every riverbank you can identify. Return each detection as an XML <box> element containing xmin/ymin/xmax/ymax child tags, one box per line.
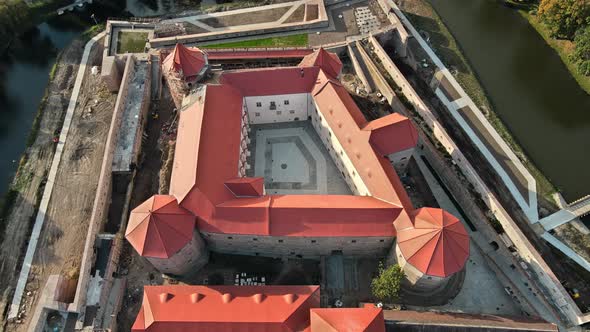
<box><xmin>398</xmin><ymin>0</ymin><xmax>558</xmax><ymax>207</ymax></box>
<box><xmin>0</xmin><ymin>25</ymin><xmax>103</xmax><ymax>325</ymax></box>
<box><xmin>505</xmin><ymin>1</ymin><xmax>590</xmax><ymax>96</ymax></box>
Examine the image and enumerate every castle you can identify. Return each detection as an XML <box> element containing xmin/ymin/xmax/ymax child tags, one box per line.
<box><xmin>124</xmin><ymin>46</ymin><xmax>469</xmax><ymax>290</ymax></box>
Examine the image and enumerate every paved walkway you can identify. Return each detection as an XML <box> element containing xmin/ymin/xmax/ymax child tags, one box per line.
<box><xmin>8</xmin><ymin>31</ymin><xmax>106</xmax><ymax>320</ymax></box>
<box><xmin>384</xmin><ymin>0</ymin><xmax>538</xmax><ymax>222</ymax></box>
<box><xmin>413</xmin><ymin>154</ymin><xmax>525</xmax><ymax>317</ymax></box>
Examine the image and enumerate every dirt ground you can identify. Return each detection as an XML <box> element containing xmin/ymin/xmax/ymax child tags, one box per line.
<box><xmin>200</xmin><ymin>6</ymin><xmax>290</xmax><ymax>28</ymax></box>
<box><xmin>2</xmin><ymin>37</ymin><xmax>117</xmax><ymax>331</ymax></box>
<box><xmin>0</xmin><ymin>37</ymin><xmax>86</xmax><ymax>329</ymax></box>
<box><xmin>308</xmin><ymin>0</ymin><xmax>389</xmax><ymax>46</ymax></box>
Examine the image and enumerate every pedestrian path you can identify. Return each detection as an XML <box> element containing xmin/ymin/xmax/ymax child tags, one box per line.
<box><xmin>8</xmin><ymin>31</ymin><xmax>106</xmax><ymax>320</ymax></box>
<box><xmin>413</xmin><ymin>153</ymin><xmax>559</xmax><ymax>324</ymax></box>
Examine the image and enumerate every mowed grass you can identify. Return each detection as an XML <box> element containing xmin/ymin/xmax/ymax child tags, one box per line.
<box><xmin>117</xmin><ymin>31</ymin><xmax>148</xmax><ymax>54</ymax></box>
<box><xmin>202</xmin><ymin>34</ymin><xmax>308</xmax><ymax>49</ymax></box>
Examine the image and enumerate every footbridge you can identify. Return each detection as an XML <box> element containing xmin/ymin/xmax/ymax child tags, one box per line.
<box><xmin>539</xmin><ymin>195</ymin><xmax>590</xmax><ymax>230</ymax></box>
<box><xmin>57</xmin><ymin>0</ymin><xmax>93</xmax><ymax>15</ymax></box>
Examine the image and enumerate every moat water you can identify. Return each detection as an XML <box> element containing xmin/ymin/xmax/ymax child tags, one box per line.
<box><xmin>0</xmin><ymin>0</ymin><xmax>217</xmax><ymax>198</ymax></box>
<box><xmin>1</xmin><ymin>0</ymin><xmax>589</xmax><ymax>211</ymax></box>
<box><xmin>426</xmin><ymin>0</ymin><xmax>590</xmax><ymax>203</ymax></box>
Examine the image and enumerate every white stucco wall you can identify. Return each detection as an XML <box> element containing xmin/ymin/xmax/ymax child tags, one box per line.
<box><xmin>310</xmin><ymin>104</ymin><xmax>371</xmax><ymax>196</ymax></box>
<box><xmin>244</xmin><ymin>93</ymin><xmax>312</xmax><ymax>124</ymax></box>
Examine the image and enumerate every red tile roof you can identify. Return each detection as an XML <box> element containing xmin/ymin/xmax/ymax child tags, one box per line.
<box><xmin>364</xmin><ymin>113</ymin><xmax>419</xmax><ymax>156</ymax></box>
<box><xmin>269</xmin><ymin>195</ymin><xmax>400</xmax><ymax>237</ymax></box>
<box><xmin>299</xmin><ymin>47</ymin><xmax>343</xmax><ymax>78</ymax></box>
<box><xmin>225</xmin><ymin>177</ymin><xmax>265</xmax><ymax>197</ymax></box>
<box><xmin>311</xmin><ymin>71</ymin><xmax>414</xmax><ymax>211</ymax></box>
<box><xmin>125</xmin><ymin>195</ymin><xmax>195</xmax><ymax>258</ymax></box>
<box><xmin>132</xmin><ymin>285</ymin><xmax>320</xmax><ymax>332</ymax></box>
<box><xmin>220</xmin><ymin>66</ymin><xmax>320</xmax><ymax>97</ymax></box>
<box><xmin>162</xmin><ymin>43</ymin><xmax>207</xmax><ymax>78</ymax></box>
<box><xmin>127</xmin><ymin>49</ymin><xmax>466</xmax><ymax>279</ymax></box>
<box><xmin>310</xmin><ymin>307</ymin><xmax>385</xmax><ymax>332</ymax></box>
<box><xmin>395</xmin><ymin>207</ymin><xmax>470</xmax><ymax>277</ymax></box>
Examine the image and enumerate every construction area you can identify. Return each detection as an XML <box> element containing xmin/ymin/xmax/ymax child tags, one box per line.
<box><xmin>0</xmin><ymin>29</ymin><xmax>117</xmax><ymax>330</ymax></box>
<box><xmin>0</xmin><ymin>0</ymin><xmax>587</xmax><ymax>331</ymax></box>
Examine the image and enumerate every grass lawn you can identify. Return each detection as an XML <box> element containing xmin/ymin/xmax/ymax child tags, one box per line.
<box><xmin>117</xmin><ymin>31</ymin><xmax>148</xmax><ymax>54</ymax></box>
<box><xmin>202</xmin><ymin>34</ymin><xmax>308</xmax><ymax>49</ymax></box>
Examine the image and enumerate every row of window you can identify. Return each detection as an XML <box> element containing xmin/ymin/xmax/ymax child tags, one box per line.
<box><xmin>312</xmin><ymin>113</ymin><xmax>363</xmax><ymax>195</ymax></box>
<box><xmin>223</xmin><ymin>236</ymin><xmax>386</xmax><ymax>244</ymax></box>
<box><xmin>255</xmin><ymin>100</ymin><xmax>290</xmax><ymax>108</ymax></box>
<box><xmin>253</xmin><ymin>110</ymin><xmax>296</xmax><ymax>117</ymax></box>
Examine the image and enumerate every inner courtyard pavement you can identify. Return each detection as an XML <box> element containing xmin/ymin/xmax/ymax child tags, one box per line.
<box><xmin>248</xmin><ymin>121</ymin><xmax>351</xmax><ymax>195</ymax></box>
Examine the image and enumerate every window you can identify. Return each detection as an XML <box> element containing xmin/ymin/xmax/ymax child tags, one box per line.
<box><xmin>351</xmin><ymin>240</ymin><xmax>357</xmax><ymax>243</ymax></box>
<box><xmin>254</xmin><ymin>112</ymin><xmax>261</xmax><ymax>117</ymax></box>
<box><xmin>227</xmin><ymin>236</ymin><xmax>233</xmax><ymax>240</ymax></box>
<box><xmin>253</xmin><ymin>238</ymin><xmax>258</xmax><ymax>241</ymax></box>
<box><xmin>284</xmin><ymin>100</ymin><xmax>290</xmax><ymax>105</ymax></box>
<box><xmin>270</xmin><ymin>101</ymin><xmax>276</xmax><ymax>110</ymax></box>
<box><xmin>278</xmin><ymin>239</ymin><xmax>284</xmax><ymax>243</ymax></box>
<box><xmin>276</xmin><ymin>111</ymin><xmax>282</xmax><ymax>115</ymax></box>
<box><xmin>289</xmin><ymin>110</ymin><xmax>295</xmax><ymax>114</ymax></box>
<box><xmin>311</xmin><ymin>240</ymin><xmax>316</xmax><ymax>243</ymax></box>
<box><xmin>256</xmin><ymin>102</ymin><xmax>262</xmax><ymax>107</ymax></box>
<box><xmin>379</xmin><ymin>239</ymin><xmax>385</xmax><ymax>243</ymax></box>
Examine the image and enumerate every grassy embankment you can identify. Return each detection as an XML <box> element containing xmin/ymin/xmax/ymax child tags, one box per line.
<box><xmin>403</xmin><ymin>2</ymin><xmax>557</xmax><ymax>204</ymax></box>
<box><xmin>0</xmin><ymin>22</ymin><xmax>104</xmax><ymax>241</ymax></box>
<box><xmin>202</xmin><ymin>34</ymin><xmax>308</xmax><ymax>49</ymax></box>
<box><xmin>506</xmin><ymin>0</ymin><xmax>590</xmax><ymax>95</ymax></box>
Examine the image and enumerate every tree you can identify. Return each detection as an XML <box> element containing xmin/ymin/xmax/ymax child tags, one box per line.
<box><xmin>538</xmin><ymin>0</ymin><xmax>590</xmax><ymax>40</ymax></box>
<box><xmin>573</xmin><ymin>25</ymin><xmax>590</xmax><ymax>76</ymax></box>
<box><xmin>371</xmin><ymin>263</ymin><xmax>404</xmax><ymax>303</ymax></box>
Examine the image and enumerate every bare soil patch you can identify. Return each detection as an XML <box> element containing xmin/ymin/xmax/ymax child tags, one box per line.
<box><xmin>4</xmin><ymin>38</ymin><xmax>117</xmax><ymax>332</ymax></box>
<box><xmin>305</xmin><ymin>4</ymin><xmax>319</xmax><ymax>21</ymax></box>
<box><xmin>0</xmin><ymin>36</ymin><xmax>86</xmax><ymax>329</ymax></box>
<box><xmin>200</xmin><ymin>6</ymin><xmax>290</xmax><ymax>28</ymax></box>
<box><xmin>284</xmin><ymin>4</ymin><xmax>305</xmax><ymax>24</ymax></box>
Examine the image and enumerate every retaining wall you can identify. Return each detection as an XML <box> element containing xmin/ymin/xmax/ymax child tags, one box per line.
<box><xmin>368</xmin><ymin>34</ymin><xmax>584</xmax><ymax>326</ymax></box>
<box><xmin>149</xmin><ymin>19</ymin><xmax>328</xmax><ymax>48</ymax></box>
<box><xmin>71</xmin><ymin>55</ymin><xmax>136</xmax><ymax>322</ymax></box>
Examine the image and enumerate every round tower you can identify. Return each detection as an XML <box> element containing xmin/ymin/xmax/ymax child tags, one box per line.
<box><xmin>393</xmin><ymin>207</ymin><xmax>469</xmax><ymax>291</ymax></box>
<box><xmin>125</xmin><ymin>195</ymin><xmax>209</xmax><ymax>276</ymax></box>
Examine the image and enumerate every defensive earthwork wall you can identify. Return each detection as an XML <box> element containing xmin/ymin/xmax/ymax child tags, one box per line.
<box><xmin>368</xmin><ymin>32</ymin><xmax>586</xmax><ymax>326</ymax></box>
<box><xmin>71</xmin><ymin>55</ymin><xmax>137</xmax><ymax>321</ymax></box>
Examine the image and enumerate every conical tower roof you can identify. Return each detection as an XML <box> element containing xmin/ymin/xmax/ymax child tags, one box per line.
<box><xmin>396</xmin><ymin>207</ymin><xmax>469</xmax><ymax>277</ymax></box>
<box><xmin>299</xmin><ymin>47</ymin><xmax>342</xmax><ymax>78</ymax></box>
<box><xmin>163</xmin><ymin>43</ymin><xmax>207</xmax><ymax>78</ymax></box>
<box><xmin>125</xmin><ymin>195</ymin><xmax>195</xmax><ymax>258</ymax></box>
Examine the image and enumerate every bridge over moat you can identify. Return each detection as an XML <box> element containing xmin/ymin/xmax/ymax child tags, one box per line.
<box><xmin>539</xmin><ymin>195</ymin><xmax>590</xmax><ymax>231</ymax></box>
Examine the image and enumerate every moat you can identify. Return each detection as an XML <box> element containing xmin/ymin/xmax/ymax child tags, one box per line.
<box><xmin>427</xmin><ymin>0</ymin><xmax>590</xmax><ymax>202</ymax></box>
